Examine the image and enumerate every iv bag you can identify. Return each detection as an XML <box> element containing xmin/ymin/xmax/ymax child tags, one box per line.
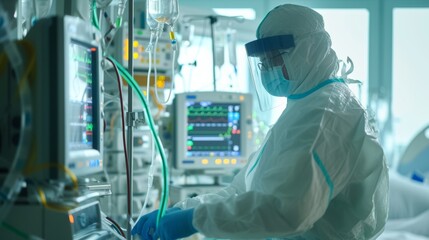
<box><xmin>148</xmin><ymin>0</ymin><xmax>179</xmax><ymax>26</ymax></box>
<box><xmin>146</xmin><ymin>0</ymin><xmax>159</xmax><ymax>30</ymax></box>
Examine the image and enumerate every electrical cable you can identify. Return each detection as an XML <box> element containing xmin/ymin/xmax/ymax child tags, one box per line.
<box><xmin>104</xmin><ymin>57</ymin><xmax>131</xmax><ymax>222</ymax></box>
<box><xmin>102</xmin><ymin>11</ymin><xmax>116</xmax><ymax>39</ymax></box>
<box><xmin>23</xmin><ymin>162</ymin><xmax>79</xmax><ymax>190</ymax></box>
<box><xmin>107</xmin><ymin>56</ymin><xmax>169</xmax><ymax>226</ymax></box>
<box><xmin>106</xmin><ymin>221</ymin><xmax>122</xmax><ymax>237</ymax></box>
<box><xmin>102</xmin><ymin>221</ymin><xmax>126</xmax><ymax>240</ymax></box>
<box><xmin>36</xmin><ymin>187</ymin><xmax>74</xmax><ymax>212</ymax></box>
<box><xmin>95</xmin><ymin>1</ymin><xmax>128</xmax><ymax>55</ymax></box>
<box><xmin>106</xmin><ymin>216</ymin><xmax>125</xmax><ymax>237</ymax></box>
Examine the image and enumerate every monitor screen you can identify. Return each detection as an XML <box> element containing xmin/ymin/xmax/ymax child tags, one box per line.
<box><xmin>22</xmin><ymin>16</ymin><xmax>103</xmax><ymax>179</ymax></box>
<box><xmin>186</xmin><ymin>101</ymin><xmax>242</xmax><ymax>157</ymax></box>
<box><xmin>174</xmin><ymin>92</ymin><xmax>253</xmax><ymax>170</ymax></box>
<box><xmin>68</xmin><ymin>39</ymin><xmax>98</xmax><ymax>151</ymax></box>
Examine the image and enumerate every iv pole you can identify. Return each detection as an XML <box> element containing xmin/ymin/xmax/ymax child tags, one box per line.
<box><xmin>208</xmin><ymin>16</ymin><xmax>218</xmax><ymax>92</ymax></box>
<box><xmin>127</xmin><ymin>0</ymin><xmax>134</xmax><ymax>239</ymax></box>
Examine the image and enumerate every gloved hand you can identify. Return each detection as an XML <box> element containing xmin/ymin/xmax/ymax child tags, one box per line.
<box><xmin>153</xmin><ymin>208</ymin><xmax>197</xmax><ymax>240</ymax></box>
<box><xmin>131</xmin><ymin>207</ymin><xmax>181</xmax><ymax>240</ymax></box>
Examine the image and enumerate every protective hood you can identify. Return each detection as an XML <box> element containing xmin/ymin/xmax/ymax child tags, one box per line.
<box><xmin>256</xmin><ymin>4</ymin><xmax>339</xmax><ymax>96</ymax></box>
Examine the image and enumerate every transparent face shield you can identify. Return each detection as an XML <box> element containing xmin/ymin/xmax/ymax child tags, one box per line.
<box><xmin>245</xmin><ymin>35</ymin><xmax>295</xmax><ymax>111</ymax></box>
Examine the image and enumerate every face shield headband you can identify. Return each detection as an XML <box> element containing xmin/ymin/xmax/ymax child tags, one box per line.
<box><xmin>245</xmin><ymin>35</ymin><xmax>295</xmax><ymax>111</ymax></box>
<box><xmin>245</xmin><ymin>35</ymin><xmax>295</xmax><ymax>57</ymax></box>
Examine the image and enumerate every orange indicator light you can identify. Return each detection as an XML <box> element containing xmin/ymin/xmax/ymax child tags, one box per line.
<box><xmin>69</xmin><ymin>214</ymin><xmax>74</xmax><ymax>224</ymax></box>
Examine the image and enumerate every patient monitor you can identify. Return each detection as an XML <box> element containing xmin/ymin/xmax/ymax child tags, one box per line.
<box><xmin>173</xmin><ymin>92</ymin><xmax>253</xmax><ymax>170</ymax></box>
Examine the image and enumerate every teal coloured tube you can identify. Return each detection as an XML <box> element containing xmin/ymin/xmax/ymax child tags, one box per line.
<box><xmin>115</xmin><ymin>60</ymin><xmax>169</xmax><ymax>224</ymax></box>
<box><xmin>91</xmin><ymin>0</ymin><xmax>100</xmax><ymax>30</ymax></box>
<box><xmin>107</xmin><ymin>57</ymin><xmax>169</xmax><ymax>225</ymax></box>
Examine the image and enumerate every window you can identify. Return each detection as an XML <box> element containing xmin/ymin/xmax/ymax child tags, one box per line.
<box><xmin>317</xmin><ymin>9</ymin><xmax>370</xmax><ymax>107</ymax></box>
<box><xmin>391</xmin><ymin>8</ymin><xmax>429</xmax><ymax>163</ymax></box>
<box><xmin>175</xmin><ymin>34</ymin><xmax>249</xmax><ymax>93</ymax></box>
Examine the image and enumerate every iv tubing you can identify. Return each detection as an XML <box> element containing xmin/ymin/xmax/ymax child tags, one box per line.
<box><xmin>134</xmin><ymin>150</ymin><xmax>156</xmax><ymax>226</ymax></box>
<box><xmin>153</xmin><ymin>34</ymin><xmax>160</xmax><ymax>102</ymax></box>
<box><xmin>102</xmin><ymin>220</ymin><xmax>127</xmax><ymax>240</ymax></box>
<box><xmin>108</xmin><ymin>56</ymin><xmax>169</xmax><ymax>226</ymax></box>
<box><xmin>135</xmin><ymin>27</ymin><xmax>159</xmax><ymax>226</ymax></box>
<box><xmin>91</xmin><ymin>0</ymin><xmax>100</xmax><ymax>29</ymax></box>
<box><xmin>104</xmin><ymin>57</ymin><xmax>131</xmax><ymax>233</ymax></box>
<box><xmin>154</xmin><ymin>32</ymin><xmax>176</xmax><ymax>105</ymax></box>
<box><xmin>146</xmin><ymin>31</ymin><xmax>155</xmax><ymax>103</ymax></box>
<box><xmin>0</xmin><ymin>39</ymin><xmax>33</xmax><ymax>224</ymax></box>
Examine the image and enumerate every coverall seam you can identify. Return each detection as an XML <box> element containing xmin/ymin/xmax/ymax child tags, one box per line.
<box><xmin>312</xmin><ymin>151</ymin><xmax>334</xmax><ymax>202</ymax></box>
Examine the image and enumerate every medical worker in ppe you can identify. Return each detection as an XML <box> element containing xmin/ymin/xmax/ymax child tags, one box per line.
<box><xmin>132</xmin><ymin>4</ymin><xmax>389</xmax><ymax>240</ymax></box>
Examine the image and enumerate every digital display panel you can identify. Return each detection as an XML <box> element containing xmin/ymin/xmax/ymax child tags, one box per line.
<box><xmin>69</xmin><ymin>40</ymin><xmax>98</xmax><ymax>150</ymax></box>
<box><xmin>186</xmin><ymin>101</ymin><xmax>242</xmax><ymax>157</ymax></box>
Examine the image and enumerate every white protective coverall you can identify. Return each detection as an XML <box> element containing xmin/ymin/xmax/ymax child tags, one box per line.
<box><xmin>175</xmin><ymin>4</ymin><xmax>389</xmax><ymax>240</ymax></box>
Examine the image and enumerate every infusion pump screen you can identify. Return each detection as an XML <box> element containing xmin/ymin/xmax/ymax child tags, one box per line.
<box><xmin>69</xmin><ymin>40</ymin><xmax>97</xmax><ymax>150</ymax></box>
<box><xmin>186</xmin><ymin>101</ymin><xmax>241</xmax><ymax>157</ymax></box>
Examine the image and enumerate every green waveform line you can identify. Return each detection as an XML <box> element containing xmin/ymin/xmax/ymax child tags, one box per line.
<box><xmin>77</xmin><ymin>72</ymin><xmax>93</xmax><ymax>83</ymax></box>
<box><xmin>218</xmin><ymin>127</ymin><xmax>232</xmax><ymax>138</ymax></box>
<box><xmin>188</xmin><ymin>112</ymin><xmax>228</xmax><ymax>117</ymax></box>
<box><xmin>74</xmin><ymin>51</ymin><xmax>92</xmax><ymax>64</ymax></box>
<box><xmin>191</xmin><ymin>146</ymin><xmax>229</xmax><ymax>150</ymax></box>
<box><xmin>188</xmin><ymin>130</ymin><xmax>228</xmax><ymax>135</ymax></box>
<box><xmin>188</xmin><ymin>106</ymin><xmax>228</xmax><ymax>112</ymax></box>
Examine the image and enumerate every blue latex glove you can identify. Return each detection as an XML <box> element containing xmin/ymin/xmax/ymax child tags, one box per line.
<box><xmin>131</xmin><ymin>207</ymin><xmax>180</xmax><ymax>240</ymax></box>
<box><xmin>153</xmin><ymin>208</ymin><xmax>197</xmax><ymax>240</ymax></box>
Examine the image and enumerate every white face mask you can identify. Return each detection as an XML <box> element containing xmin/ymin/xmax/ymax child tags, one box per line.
<box><xmin>261</xmin><ymin>66</ymin><xmax>291</xmax><ymax>97</ymax></box>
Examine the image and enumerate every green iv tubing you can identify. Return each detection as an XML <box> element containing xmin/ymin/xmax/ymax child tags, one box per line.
<box><xmin>107</xmin><ymin>57</ymin><xmax>170</xmax><ymax>226</ymax></box>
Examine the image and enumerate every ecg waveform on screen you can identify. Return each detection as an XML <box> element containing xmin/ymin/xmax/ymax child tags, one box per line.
<box><xmin>69</xmin><ymin>41</ymin><xmax>96</xmax><ymax>150</ymax></box>
<box><xmin>73</xmin><ymin>44</ymin><xmax>94</xmax><ymax>84</ymax></box>
<box><xmin>74</xmin><ymin>49</ymin><xmax>92</xmax><ymax>64</ymax></box>
<box><xmin>190</xmin><ymin>146</ymin><xmax>230</xmax><ymax>150</ymax></box>
<box><xmin>186</xmin><ymin>102</ymin><xmax>241</xmax><ymax>157</ymax></box>
<box><xmin>188</xmin><ymin>106</ymin><xmax>229</xmax><ymax>120</ymax></box>
<box><xmin>188</xmin><ymin>117</ymin><xmax>227</xmax><ymax>123</ymax></box>
<box><xmin>187</xmin><ymin>127</ymin><xmax>234</xmax><ymax>137</ymax></box>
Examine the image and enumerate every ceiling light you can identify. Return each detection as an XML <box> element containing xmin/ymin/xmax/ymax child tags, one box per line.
<box><xmin>213</xmin><ymin>8</ymin><xmax>256</xmax><ymax>20</ymax></box>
